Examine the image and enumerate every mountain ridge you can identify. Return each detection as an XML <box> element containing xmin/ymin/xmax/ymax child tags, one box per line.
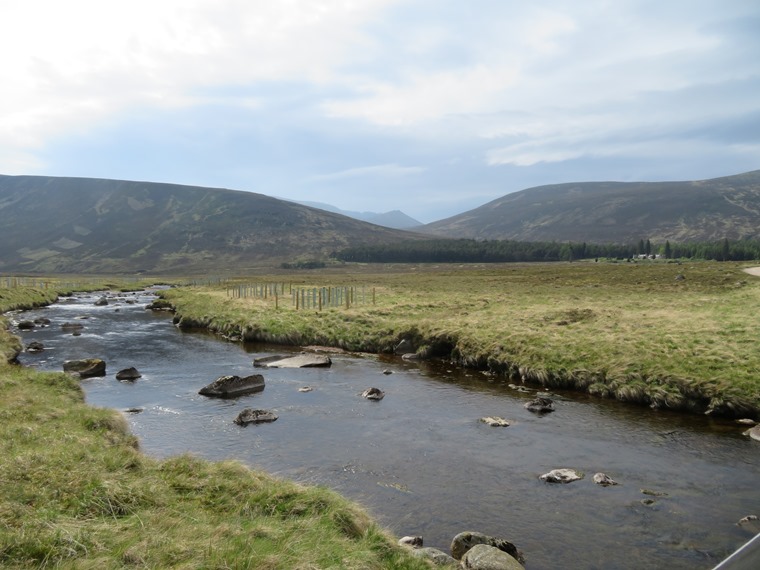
<box><xmin>0</xmin><ymin>175</ymin><xmax>424</xmax><ymax>274</ymax></box>
<box><xmin>421</xmin><ymin>170</ymin><xmax>760</xmax><ymax>243</ymax></box>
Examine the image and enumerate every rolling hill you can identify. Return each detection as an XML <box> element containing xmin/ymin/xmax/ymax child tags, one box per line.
<box><xmin>421</xmin><ymin>170</ymin><xmax>760</xmax><ymax>243</ymax></box>
<box><xmin>0</xmin><ymin>175</ymin><xmax>423</xmax><ymax>274</ymax></box>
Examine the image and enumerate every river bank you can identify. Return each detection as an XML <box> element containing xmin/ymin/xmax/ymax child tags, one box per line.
<box><xmin>0</xmin><ymin>286</ymin><xmax>430</xmax><ymax>569</ymax></box>
<box><xmin>158</xmin><ymin>261</ymin><xmax>760</xmax><ymax>418</ymax></box>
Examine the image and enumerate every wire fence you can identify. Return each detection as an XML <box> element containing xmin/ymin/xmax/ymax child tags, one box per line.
<box><xmin>227</xmin><ymin>283</ymin><xmax>375</xmax><ymax>310</ymax></box>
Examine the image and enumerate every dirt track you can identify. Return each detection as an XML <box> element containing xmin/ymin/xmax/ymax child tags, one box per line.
<box><xmin>744</xmin><ymin>267</ymin><xmax>760</xmax><ymax>277</ymax></box>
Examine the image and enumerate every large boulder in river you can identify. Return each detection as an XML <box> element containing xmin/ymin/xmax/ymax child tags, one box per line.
<box><xmin>461</xmin><ymin>544</ymin><xmax>525</xmax><ymax>569</ymax></box>
<box><xmin>63</xmin><ymin>359</ymin><xmax>106</xmax><ymax>378</ymax></box>
<box><xmin>94</xmin><ymin>296</ymin><xmax>109</xmax><ymax>306</ymax></box>
<box><xmin>61</xmin><ymin>322</ymin><xmax>85</xmax><ymax>332</ymax></box>
<box><xmin>255</xmin><ymin>354</ymin><xmax>332</xmax><ymax>369</ymax></box>
<box><xmin>451</xmin><ymin>531</ymin><xmax>524</xmax><ymax>564</ymax></box>
<box><xmin>116</xmin><ymin>367</ymin><xmax>142</xmax><ymax>381</ymax></box>
<box><xmin>234</xmin><ymin>408</ymin><xmax>278</xmax><ymax>425</ymax></box>
<box><xmin>25</xmin><ymin>341</ymin><xmax>45</xmax><ymax>353</ymax></box>
<box><xmin>361</xmin><ymin>387</ymin><xmax>385</xmax><ymax>400</ymax></box>
<box><xmin>17</xmin><ymin>320</ymin><xmax>36</xmax><ymax>330</ymax></box>
<box><xmin>199</xmin><ymin>374</ymin><xmax>265</xmax><ymax>397</ymax></box>
<box><xmin>523</xmin><ymin>397</ymin><xmax>554</xmax><ymax>413</ymax></box>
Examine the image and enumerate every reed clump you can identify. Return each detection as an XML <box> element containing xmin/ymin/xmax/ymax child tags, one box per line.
<box><xmin>160</xmin><ymin>261</ymin><xmax>760</xmax><ymax>417</ymax></box>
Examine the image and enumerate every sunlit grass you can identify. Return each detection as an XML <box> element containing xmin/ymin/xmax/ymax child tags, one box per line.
<box><xmin>161</xmin><ymin>261</ymin><xmax>760</xmax><ymax>415</ymax></box>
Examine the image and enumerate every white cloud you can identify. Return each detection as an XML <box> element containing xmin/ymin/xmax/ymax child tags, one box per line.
<box><xmin>1</xmin><ymin>0</ymin><xmax>758</xmax><ymax>219</ymax></box>
<box><xmin>309</xmin><ymin>163</ymin><xmax>425</xmax><ymax>181</ymax></box>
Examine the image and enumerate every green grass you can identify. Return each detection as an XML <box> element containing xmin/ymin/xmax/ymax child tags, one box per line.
<box><xmin>0</xmin><ymin>285</ymin><xmax>430</xmax><ymax>569</ymax></box>
<box><xmin>160</xmin><ymin>260</ymin><xmax>760</xmax><ymax>416</ymax></box>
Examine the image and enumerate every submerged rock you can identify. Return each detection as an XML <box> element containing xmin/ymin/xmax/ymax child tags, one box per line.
<box><xmin>199</xmin><ymin>374</ymin><xmax>265</xmax><ymax>398</ymax></box>
<box><xmin>539</xmin><ymin>468</ymin><xmax>583</xmax><ymax>484</ymax></box>
<box><xmin>61</xmin><ymin>322</ymin><xmax>85</xmax><ymax>332</ymax></box>
<box><xmin>524</xmin><ymin>397</ymin><xmax>554</xmax><ymax>413</ymax></box>
<box><xmin>254</xmin><ymin>353</ymin><xmax>332</xmax><ymax>368</ymax></box>
<box><xmin>362</xmin><ymin>387</ymin><xmax>385</xmax><ymax>400</ymax></box>
<box><xmin>234</xmin><ymin>408</ymin><xmax>278</xmax><ymax>425</ymax></box>
<box><xmin>451</xmin><ymin>531</ymin><xmax>524</xmax><ymax>564</ymax></box>
<box><xmin>63</xmin><ymin>358</ymin><xmax>106</xmax><ymax>378</ymax></box>
<box><xmin>480</xmin><ymin>416</ymin><xmax>511</xmax><ymax>427</ymax></box>
<box><xmin>298</xmin><ymin>386</ymin><xmax>313</xmax><ymax>393</ymax></box>
<box><xmin>116</xmin><ymin>367</ymin><xmax>142</xmax><ymax>381</ymax></box>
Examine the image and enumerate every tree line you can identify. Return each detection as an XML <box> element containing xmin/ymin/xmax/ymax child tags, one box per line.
<box><xmin>332</xmin><ymin>238</ymin><xmax>760</xmax><ymax>263</ymax></box>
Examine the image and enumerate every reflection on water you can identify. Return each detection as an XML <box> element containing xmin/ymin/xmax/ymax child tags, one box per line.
<box><xmin>13</xmin><ymin>290</ymin><xmax>760</xmax><ymax>569</ymax></box>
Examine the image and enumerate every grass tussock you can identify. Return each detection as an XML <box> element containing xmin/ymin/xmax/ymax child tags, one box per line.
<box><xmin>159</xmin><ymin>261</ymin><xmax>760</xmax><ymax>416</ymax></box>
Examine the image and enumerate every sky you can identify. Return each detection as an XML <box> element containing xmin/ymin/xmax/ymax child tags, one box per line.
<box><xmin>1</xmin><ymin>1</ymin><xmax>759</xmax><ymax>223</ymax></box>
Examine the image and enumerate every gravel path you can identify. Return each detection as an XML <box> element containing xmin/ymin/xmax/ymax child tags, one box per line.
<box><xmin>744</xmin><ymin>267</ymin><xmax>760</xmax><ymax>277</ymax></box>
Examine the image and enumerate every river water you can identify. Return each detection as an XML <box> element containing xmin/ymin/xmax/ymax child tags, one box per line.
<box><xmin>12</xmin><ymin>289</ymin><xmax>760</xmax><ymax>569</ymax></box>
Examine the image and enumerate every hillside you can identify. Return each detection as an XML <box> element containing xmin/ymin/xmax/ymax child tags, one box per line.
<box><xmin>421</xmin><ymin>170</ymin><xmax>760</xmax><ymax>243</ymax></box>
<box><xmin>0</xmin><ymin>175</ymin><xmax>422</xmax><ymax>274</ymax></box>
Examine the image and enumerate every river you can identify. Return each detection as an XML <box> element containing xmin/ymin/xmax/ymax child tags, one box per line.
<box><xmin>12</xmin><ymin>289</ymin><xmax>760</xmax><ymax>569</ymax></box>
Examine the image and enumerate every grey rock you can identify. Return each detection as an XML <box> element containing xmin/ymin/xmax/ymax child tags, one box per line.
<box><xmin>411</xmin><ymin>547</ymin><xmax>458</xmax><ymax>566</ymax></box>
<box><xmin>61</xmin><ymin>322</ymin><xmax>85</xmax><ymax>331</ymax></box>
<box><xmin>116</xmin><ymin>367</ymin><xmax>142</xmax><ymax>381</ymax></box>
<box><xmin>25</xmin><ymin>341</ymin><xmax>45</xmax><ymax>353</ymax></box>
<box><xmin>17</xmin><ymin>320</ymin><xmax>36</xmax><ymax>330</ymax></box>
<box><xmin>63</xmin><ymin>358</ymin><xmax>106</xmax><ymax>378</ymax></box>
<box><xmin>234</xmin><ymin>408</ymin><xmax>278</xmax><ymax>425</ymax></box>
<box><xmin>362</xmin><ymin>387</ymin><xmax>385</xmax><ymax>400</ymax></box>
<box><xmin>451</xmin><ymin>531</ymin><xmax>524</xmax><ymax>564</ymax></box>
<box><xmin>199</xmin><ymin>374</ymin><xmax>265</xmax><ymax>398</ymax></box>
<box><xmin>398</xmin><ymin>535</ymin><xmax>423</xmax><ymax>548</ymax></box>
<box><xmin>743</xmin><ymin>425</ymin><xmax>760</xmax><ymax>441</ymax></box>
<box><xmin>524</xmin><ymin>397</ymin><xmax>554</xmax><ymax>413</ymax></box>
<box><xmin>480</xmin><ymin>416</ymin><xmax>510</xmax><ymax>427</ymax></box>
<box><xmin>461</xmin><ymin>544</ymin><xmax>525</xmax><ymax>569</ymax></box>
<box><xmin>401</xmin><ymin>352</ymin><xmax>422</xmax><ymax>361</ymax></box>
<box><xmin>540</xmin><ymin>468</ymin><xmax>583</xmax><ymax>484</ymax></box>
<box><xmin>593</xmin><ymin>472</ymin><xmax>618</xmax><ymax>486</ymax></box>
<box><xmin>94</xmin><ymin>296</ymin><xmax>109</xmax><ymax>306</ymax></box>
<box><xmin>255</xmin><ymin>353</ymin><xmax>332</xmax><ymax>368</ymax></box>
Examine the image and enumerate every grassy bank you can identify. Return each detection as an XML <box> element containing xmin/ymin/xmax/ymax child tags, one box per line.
<box><xmin>0</xmin><ymin>286</ymin><xmax>429</xmax><ymax>569</ymax></box>
<box><xmin>160</xmin><ymin>261</ymin><xmax>760</xmax><ymax>417</ymax></box>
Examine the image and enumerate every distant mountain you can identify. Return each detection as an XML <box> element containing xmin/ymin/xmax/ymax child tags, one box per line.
<box><xmin>293</xmin><ymin>200</ymin><xmax>422</xmax><ymax>229</ymax></box>
<box><xmin>0</xmin><ymin>175</ymin><xmax>424</xmax><ymax>274</ymax></box>
<box><xmin>420</xmin><ymin>170</ymin><xmax>760</xmax><ymax>243</ymax></box>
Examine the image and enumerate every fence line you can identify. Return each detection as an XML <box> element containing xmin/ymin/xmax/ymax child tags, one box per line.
<box><xmin>227</xmin><ymin>283</ymin><xmax>374</xmax><ymax>310</ymax></box>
